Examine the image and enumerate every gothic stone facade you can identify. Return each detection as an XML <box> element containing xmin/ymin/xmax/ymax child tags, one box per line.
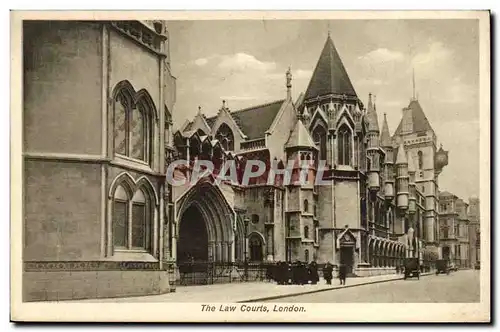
<box><xmin>23</xmin><ymin>20</ymin><xmax>176</xmax><ymax>301</ymax></box>
<box><xmin>171</xmin><ymin>35</ymin><xmax>450</xmax><ymax>278</ymax></box>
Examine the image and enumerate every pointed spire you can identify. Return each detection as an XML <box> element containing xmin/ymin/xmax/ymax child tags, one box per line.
<box><xmin>285</xmin><ymin>119</ymin><xmax>318</xmax><ymax>150</ymax></box>
<box><xmin>366</xmin><ymin>93</ymin><xmax>379</xmax><ymax>133</ymax></box>
<box><xmin>396</xmin><ymin>143</ymin><xmax>408</xmax><ymax>165</ymax></box>
<box><xmin>412</xmin><ymin>68</ymin><xmax>417</xmax><ymax>101</ymax></box>
<box><xmin>304</xmin><ymin>34</ymin><xmax>357</xmax><ymax>101</ymax></box>
<box><xmin>286</xmin><ymin>66</ymin><xmax>292</xmax><ymax>100</ymax></box>
<box><xmin>380</xmin><ymin>113</ymin><xmax>392</xmax><ymax>147</ymax></box>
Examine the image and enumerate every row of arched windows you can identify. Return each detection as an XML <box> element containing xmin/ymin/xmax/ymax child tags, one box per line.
<box><xmin>312</xmin><ymin>124</ymin><xmax>353</xmax><ymax>166</ymax></box>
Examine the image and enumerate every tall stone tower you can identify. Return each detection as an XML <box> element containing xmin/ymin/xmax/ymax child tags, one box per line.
<box><xmin>392</xmin><ymin>94</ymin><xmax>449</xmax><ymax>258</ymax></box>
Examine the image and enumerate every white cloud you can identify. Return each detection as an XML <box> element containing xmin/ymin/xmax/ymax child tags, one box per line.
<box><xmin>217</xmin><ymin>53</ymin><xmax>276</xmax><ymax>72</ymax></box>
<box><xmin>194</xmin><ymin>58</ymin><xmax>208</xmax><ymax>66</ymax></box>
<box><xmin>358</xmin><ymin>48</ymin><xmax>405</xmax><ymax>64</ymax></box>
<box><xmin>412</xmin><ymin>42</ymin><xmax>453</xmax><ymax>66</ymax></box>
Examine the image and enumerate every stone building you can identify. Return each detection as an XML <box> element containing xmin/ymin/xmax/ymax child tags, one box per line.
<box><xmin>468</xmin><ymin>197</ymin><xmax>481</xmax><ymax>268</ymax></box>
<box><xmin>438</xmin><ymin>191</ymin><xmax>474</xmax><ymax>268</ymax></box>
<box><xmin>170</xmin><ymin>34</ymin><xmax>449</xmax><ymax>280</ymax></box>
<box><xmin>23</xmin><ymin>20</ymin><xmax>176</xmax><ymax>301</ymax></box>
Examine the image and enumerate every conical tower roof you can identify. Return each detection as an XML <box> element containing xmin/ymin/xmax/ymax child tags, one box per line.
<box><xmin>304</xmin><ymin>34</ymin><xmax>357</xmax><ymax>101</ymax></box>
<box><xmin>380</xmin><ymin>113</ymin><xmax>392</xmax><ymax>147</ymax></box>
<box><xmin>285</xmin><ymin>119</ymin><xmax>318</xmax><ymax>150</ymax></box>
<box><xmin>366</xmin><ymin>93</ymin><xmax>379</xmax><ymax>132</ymax></box>
<box><xmin>394</xmin><ymin>99</ymin><xmax>434</xmax><ymax>135</ymax></box>
<box><xmin>395</xmin><ymin>142</ymin><xmax>408</xmax><ymax>165</ymax></box>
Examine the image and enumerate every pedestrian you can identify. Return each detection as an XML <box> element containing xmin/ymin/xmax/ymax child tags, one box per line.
<box><xmin>309</xmin><ymin>261</ymin><xmax>319</xmax><ymax>285</ymax></box>
<box><xmin>323</xmin><ymin>261</ymin><xmax>333</xmax><ymax>285</ymax></box>
<box><xmin>338</xmin><ymin>263</ymin><xmax>347</xmax><ymax>285</ymax></box>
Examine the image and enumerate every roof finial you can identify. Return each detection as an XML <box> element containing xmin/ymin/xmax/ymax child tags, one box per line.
<box><xmin>198</xmin><ymin>105</ymin><xmax>202</xmax><ymax>115</ymax></box>
<box><xmin>286</xmin><ymin>66</ymin><xmax>292</xmax><ymax>100</ymax></box>
<box><xmin>222</xmin><ymin>100</ymin><xmax>226</xmax><ymax>109</ymax></box>
<box><xmin>412</xmin><ymin>67</ymin><xmax>416</xmax><ymax>101</ymax></box>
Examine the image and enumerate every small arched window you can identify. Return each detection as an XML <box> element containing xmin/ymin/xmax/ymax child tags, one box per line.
<box><xmin>418</xmin><ymin>151</ymin><xmax>423</xmax><ymax>169</ymax></box>
<box><xmin>112</xmin><ymin>184</ymin><xmax>152</xmax><ymax>252</ymax></box>
<box><xmin>303</xmin><ymin>199</ymin><xmax>309</xmax><ymax>213</ymax></box>
<box><xmin>304</xmin><ymin>226</ymin><xmax>309</xmax><ymax>239</ymax></box>
<box><xmin>337</xmin><ymin>124</ymin><xmax>352</xmax><ymax>166</ymax></box>
<box><xmin>313</xmin><ymin>125</ymin><xmax>328</xmax><ymax>162</ymax></box>
<box><xmin>113</xmin><ymin>86</ymin><xmax>154</xmax><ymax>164</ymax></box>
<box><xmin>304</xmin><ymin>249</ymin><xmax>310</xmax><ymax>262</ymax></box>
<box><xmin>215</xmin><ymin>123</ymin><xmax>235</xmax><ymax>151</ymax></box>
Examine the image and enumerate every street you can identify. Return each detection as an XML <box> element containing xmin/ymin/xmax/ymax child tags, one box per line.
<box><xmin>264</xmin><ymin>270</ymin><xmax>480</xmax><ymax>303</ymax></box>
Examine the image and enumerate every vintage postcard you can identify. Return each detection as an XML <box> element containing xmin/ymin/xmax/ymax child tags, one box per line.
<box><xmin>10</xmin><ymin>10</ymin><xmax>491</xmax><ymax>323</ymax></box>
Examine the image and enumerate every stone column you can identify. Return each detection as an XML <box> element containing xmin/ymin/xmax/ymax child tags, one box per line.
<box><xmin>208</xmin><ymin>240</ymin><xmax>215</xmax><ymax>261</ymax></box>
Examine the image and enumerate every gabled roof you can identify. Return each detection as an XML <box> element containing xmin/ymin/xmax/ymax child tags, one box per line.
<box><xmin>204</xmin><ymin>100</ymin><xmax>285</xmax><ymax>140</ymax></box>
<box><xmin>380</xmin><ymin>113</ymin><xmax>392</xmax><ymax>147</ymax></box>
<box><xmin>285</xmin><ymin>119</ymin><xmax>318</xmax><ymax>150</ymax></box>
<box><xmin>394</xmin><ymin>99</ymin><xmax>434</xmax><ymax>136</ymax></box>
<box><xmin>304</xmin><ymin>35</ymin><xmax>357</xmax><ymax>101</ymax></box>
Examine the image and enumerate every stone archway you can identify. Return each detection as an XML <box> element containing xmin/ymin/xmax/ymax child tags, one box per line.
<box><xmin>178</xmin><ymin>204</ymin><xmax>208</xmax><ymax>262</ymax></box>
<box><xmin>175</xmin><ymin>178</ymin><xmax>235</xmax><ymax>264</ymax></box>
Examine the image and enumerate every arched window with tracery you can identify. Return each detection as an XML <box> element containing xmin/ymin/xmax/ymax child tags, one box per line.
<box><xmin>312</xmin><ymin>125</ymin><xmax>327</xmax><ymax>162</ymax></box>
<box><xmin>112</xmin><ymin>182</ymin><xmax>154</xmax><ymax>252</ymax></box>
<box><xmin>418</xmin><ymin>151</ymin><xmax>423</xmax><ymax>169</ymax></box>
<box><xmin>215</xmin><ymin>123</ymin><xmax>235</xmax><ymax>151</ymax></box>
<box><xmin>113</xmin><ymin>84</ymin><xmax>154</xmax><ymax>165</ymax></box>
<box><xmin>337</xmin><ymin>124</ymin><xmax>352</xmax><ymax>166</ymax></box>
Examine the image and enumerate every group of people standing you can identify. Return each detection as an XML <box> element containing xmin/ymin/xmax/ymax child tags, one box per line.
<box><xmin>268</xmin><ymin>261</ymin><xmax>347</xmax><ymax>286</ymax></box>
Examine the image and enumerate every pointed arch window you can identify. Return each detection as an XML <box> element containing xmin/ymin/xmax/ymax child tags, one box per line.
<box><xmin>215</xmin><ymin>123</ymin><xmax>234</xmax><ymax>151</ymax></box>
<box><xmin>112</xmin><ymin>183</ymin><xmax>154</xmax><ymax>252</ymax></box>
<box><xmin>304</xmin><ymin>226</ymin><xmax>309</xmax><ymax>239</ymax></box>
<box><xmin>304</xmin><ymin>249</ymin><xmax>310</xmax><ymax>262</ymax></box>
<box><xmin>113</xmin><ymin>86</ymin><xmax>154</xmax><ymax>165</ymax></box>
<box><xmin>337</xmin><ymin>125</ymin><xmax>352</xmax><ymax>166</ymax></box>
<box><xmin>312</xmin><ymin>125</ymin><xmax>327</xmax><ymax>161</ymax></box>
<box><xmin>418</xmin><ymin>151</ymin><xmax>423</xmax><ymax>169</ymax></box>
<box><xmin>303</xmin><ymin>199</ymin><xmax>309</xmax><ymax>213</ymax></box>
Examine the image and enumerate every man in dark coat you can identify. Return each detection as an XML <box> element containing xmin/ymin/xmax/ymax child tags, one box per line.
<box><xmin>308</xmin><ymin>261</ymin><xmax>319</xmax><ymax>285</ymax></box>
<box><xmin>338</xmin><ymin>263</ymin><xmax>347</xmax><ymax>285</ymax></box>
<box><xmin>323</xmin><ymin>261</ymin><xmax>333</xmax><ymax>285</ymax></box>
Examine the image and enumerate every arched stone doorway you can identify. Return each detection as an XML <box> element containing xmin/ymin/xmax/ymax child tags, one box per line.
<box><xmin>175</xmin><ymin>178</ymin><xmax>235</xmax><ymax>264</ymax></box>
<box><xmin>177</xmin><ymin>204</ymin><xmax>208</xmax><ymax>262</ymax></box>
<box><xmin>248</xmin><ymin>233</ymin><xmax>264</xmax><ymax>262</ymax></box>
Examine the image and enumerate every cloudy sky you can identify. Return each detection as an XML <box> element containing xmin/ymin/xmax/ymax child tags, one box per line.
<box><xmin>166</xmin><ymin>19</ymin><xmax>480</xmax><ymax>200</ymax></box>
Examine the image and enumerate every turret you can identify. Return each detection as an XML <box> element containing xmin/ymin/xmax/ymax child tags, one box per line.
<box><xmin>407</xmin><ymin>151</ymin><xmax>416</xmax><ymax>214</ymax></box>
<box><xmin>396</xmin><ymin>143</ymin><xmax>409</xmax><ymax>210</ymax></box>
<box><xmin>366</xmin><ymin>93</ymin><xmax>381</xmax><ymax>192</ymax></box>
<box><xmin>380</xmin><ymin>113</ymin><xmax>394</xmax><ymax>200</ymax></box>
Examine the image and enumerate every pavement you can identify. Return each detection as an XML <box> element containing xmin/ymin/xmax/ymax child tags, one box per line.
<box><xmin>68</xmin><ymin>271</ymin><xmax>435</xmax><ymax>303</ymax></box>
<box><xmin>264</xmin><ymin>269</ymin><xmax>480</xmax><ymax>303</ymax></box>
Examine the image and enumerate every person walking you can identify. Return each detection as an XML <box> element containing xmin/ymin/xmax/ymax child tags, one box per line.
<box><xmin>323</xmin><ymin>261</ymin><xmax>333</xmax><ymax>285</ymax></box>
<box><xmin>338</xmin><ymin>263</ymin><xmax>347</xmax><ymax>285</ymax></box>
<box><xmin>309</xmin><ymin>261</ymin><xmax>319</xmax><ymax>285</ymax></box>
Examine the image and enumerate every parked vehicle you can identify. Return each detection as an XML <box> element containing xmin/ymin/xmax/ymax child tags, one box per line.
<box><xmin>435</xmin><ymin>259</ymin><xmax>450</xmax><ymax>275</ymax></box>
<box><xmin>404</xmin><ymin>258</ymin><xmax>420</xmax><ymax>280</ymax></box>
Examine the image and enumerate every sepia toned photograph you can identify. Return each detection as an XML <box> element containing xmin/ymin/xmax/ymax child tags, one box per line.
<box><xmin>10</xmin><ymin>10</ymin><xmax>490</xmax><ymax>323</ymax></box>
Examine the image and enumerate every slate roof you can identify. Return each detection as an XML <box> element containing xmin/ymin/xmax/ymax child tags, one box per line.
<box><xmin>285</xmin><ymin>119</ymin><xmax>318</xmax><ymax>150</ymax></box>
<box><xmin>197</xmin><ymin>99</ymin><xmax>285</xmax><ymax>140</ymax></box>
<box><xmin>304</xmin><ymin>35</ymin><xmax>357</xmax><ymax>101</ymax></box>
<box><xmin>394</xmin><ymin>99</ymin><xmax>434</xmax><ymax>136</ymax></box>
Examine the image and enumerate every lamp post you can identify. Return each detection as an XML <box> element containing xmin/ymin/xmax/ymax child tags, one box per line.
<box><xmin>244</xmin><ymin>216</ymin><xmax>250</xmax><ymax>281</ymax></box>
